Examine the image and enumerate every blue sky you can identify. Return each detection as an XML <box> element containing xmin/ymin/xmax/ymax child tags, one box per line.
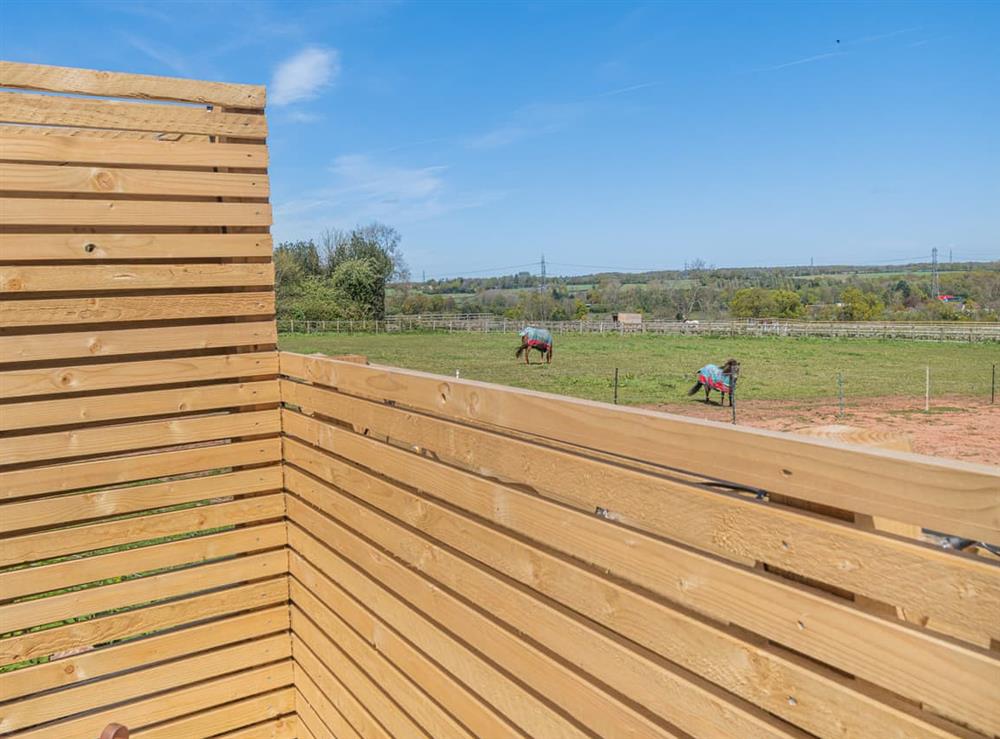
<box><xmin>3</xmin><ymin>1</ymin><xmax>998</xmax><ymax>278</ymax></box>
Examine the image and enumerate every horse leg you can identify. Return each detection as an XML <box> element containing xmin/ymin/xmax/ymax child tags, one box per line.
<box><xmin>705</xmin><ymin>386</ymin><xmax>710</xmax><ymax>404</ymax></box>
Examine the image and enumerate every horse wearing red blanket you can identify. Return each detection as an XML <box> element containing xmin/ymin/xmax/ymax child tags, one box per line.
<box><xmin>515</xmin><ymin>326</ymin><xmax>553</xmax><ymax>364</ymax></box>
<box><xmin>688</xmin><ymin>358</ymin><xmax>740</xmax><ymax>405</ymax></box>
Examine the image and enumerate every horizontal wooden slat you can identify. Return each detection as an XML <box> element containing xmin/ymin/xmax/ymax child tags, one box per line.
<box><xmin>0</xmin><ymin>437</ymin><xmax>280</xmax><ymax>500</ymax></box>
<box><xmin>280</xmin><ymin>352</ymin><xmax>1000</xmax><ymax>561</ymax></box>
<box><xmin>0</xmin><ymin>198</ymin><xmax>271</xmax><ymax>226</ymax></box>
<box><xmin>0</xmin><ymin>233</ymin><xmax>272</xmax><ymax>262</ymax></box>
<box><xmin>1</xmin><ymin>549</ymin><xmax>287</xmax><ymax>634</ymax></box>
<box><xmin>286</xmin><ymin>458</ymin><xmax>961</xmax><ymax>739</ymax></box>
<box><xmin>0</xmin><ymin>61</ymin><xmax>266</xmax><ymax>108</ymax></box>
<box><xmin>1</xmin><ymin>493</ymin><xmax>285</xmax><ymax>568</ymax></box>
<box><xmin>1</xmin><ymin>292</ymin><xmax>274</xmax><ymax>330</ymax></box>
<box><xmin>0</xmin><ymin>91</ymin><xmax>267</xmax><ymax>138</ymax></box>
<box><xmin>2</xmin><ymin>262</ymin><xmax>272</xmax><ymax>292</ymax></box>
<box><xmin>0</xmin><ymin>320</ymin><xmax>276</xmax><ymax>363</ymax></box>
<box><xmin>136</xmin><ymin>691</ymin><xmax>297</xmax><ymax>739</ymax></box>
<box><xmin>0</xmin><ymin>408</ymin><xmax>279</xmax><ymax>465</ymax></box>
<box><xmin>0</xmin><ymin>132</ymin><xmax>266</xmax><ymax>168</ymax></box>
<box><xmin>0</xmin><ymin>350</ymin><xmax>277</xmax><ymax>398</ymax></box>
<box><xmin>281</xmin><ymin>382</ymin><xmax>1000</xmax><ymax>643</ymax></box>
<box><xmin>1</xmin><ymin>633</ymin><xmax>290</xmax><ymax>733</ymax></box>
<box><xmin>1</xmin><ymin>380</ymin><xmax>279</xmax><ymax>431</ymax></box>
<box><xmin>1</xmin><ymin>522</ymin><xmax>284</xmax><ymax>602</ymax></box>
<box><xmin>12</xmin><ymin>661</ymin><xmax>293</xmax><ymax>739</ymax></box>
<box><xmin>0</xmin><ymin>577</ymin><xmax>286</xmax><ymax>665</ymax></box>
<box><xmin>0</xmin><ymin>162</ymin><xmax>268</xmax><ymax>196</ymax></box>
<box><xmin>0</xmin><ymin>465</ymin><xmax>281</xmax><ymax>534</ymax></box>
<box><xmin>0</xmin><ymin>604</ymin><xmax>288</xmax><ymax>701</ymax></box>
<box><xmin>0</xmin><ymin>124</ymin><xmax>211</xmax><ymax>142</ymax></box>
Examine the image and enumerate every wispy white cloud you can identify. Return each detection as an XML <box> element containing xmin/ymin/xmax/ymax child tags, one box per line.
<box><xmin>375</xmin><ymin>137</ymin><xmax>451</xmax><ymax>155</ymax></box>
<box><xmin>848</xmin><ymin>27</ymin><xmax>918</xmax><ymax>46</ymax></box>
<box><xmin>465</xmin><ymin>125</ymin><xmax>532</xmax><ymax>150</ymax></box>
<box><xmin>331</xmin><ymin>154</ymin><xmax>447</xmax><ymax>203</ymax></box>
<box><xmin>754</xmin><ymin>27</ymin><xmax>918</xmax><ymax>73</ymax></box>
<box><xmin>122</xmin><ymin>34</ymin><xmax>191</xmax><ymax>76</ymax></box>
<box><xmin>755</xmin><ymin>51</ymin><xmax>846</xmax><ymax>73</ymax></box>
<box><xmin>271</xmin><ymin>47</ymin><xmax>340</xmax><ymax>106</ymax></box>
<box><xmin>104</xmin><ymin>2</ymin><xmax>174</xmax><ymax>25</ymax></box>
<box><xmin>275</xmin><ymin>154</ymin><xmax>501</xmax><ymax>238</ymax></box>
<box><xmin>466</xmin><ymin>101</ymin><xmax>584</xmax><ymax>150</ymax></box>
<box><xmin>285</xmin><ymin>110</ymin><xmax>323</xmax><ymax>124</ymax></box>
<box><xmin>596</xmin><ymin>81</ymin><xmax>663</xmax><ymax>98</ymax></box>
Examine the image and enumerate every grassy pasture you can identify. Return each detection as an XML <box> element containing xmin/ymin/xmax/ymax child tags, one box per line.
<box><xmin>279</xmin><ymin>331</ymin><xmax>997</xmax><ymax>406</ymax></box>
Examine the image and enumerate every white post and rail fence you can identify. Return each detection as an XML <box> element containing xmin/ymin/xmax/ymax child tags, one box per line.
<box><xmin>278</xmin><ymin>315</ymin><xmax>1000</xmax><ymax>342</ymax></box>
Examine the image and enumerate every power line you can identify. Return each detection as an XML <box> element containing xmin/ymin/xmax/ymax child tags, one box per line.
<box><xmin>547</xmin><ymin>261</ymin><xmax>676</xmax><ymax>272</ymax></box>
<box><xmin>427</xmin><ymin>262</ymin><xmax>539</xmax><ymax>279</ymax></box>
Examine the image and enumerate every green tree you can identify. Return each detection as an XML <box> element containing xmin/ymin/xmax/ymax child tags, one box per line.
<box><xmin>331</xmin><ymin>258</ymin><xmax>381</xmax><ymax>319</ymax></box>
<box><xmin>839</xmin><ymin>287</ymin><xmax>885</xmax><ymax>320</ymax></box>
<box><xmin>772</xmin><ymin>289</ymin><xmax>803</xmax><ymax>318</ymax></box>
<box><xmin>274</xmin><ymin>240</ymin><xmax>321</xmax><ymax>283</ymax></box>
<box><xmin>729</xmin><ymin>288</ymin><xmax>775</xmax><ymax>318</ymax></box>
<box><xmin>322</xmin><ymin>223</ymin><xmax>408</xmax><ymax>319</ymax></box>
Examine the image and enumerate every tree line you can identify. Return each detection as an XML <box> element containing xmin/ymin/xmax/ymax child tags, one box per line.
<box><xmin>390</xmin><ymin>262</ymin><xmax>1000</xmax><ymax>322</ymax></box>
<box><xmin>274</xmin><ymin>227</ymin><xmax>998</xmax><ymax>323</ymax></box>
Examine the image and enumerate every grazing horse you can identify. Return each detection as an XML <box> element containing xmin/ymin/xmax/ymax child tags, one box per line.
<box><xmin>515</xmin><ymin>326</ymin><xmax>553</xmax><ymax>364</ymax></box>
<box><xmin>688</xmin><ymin>358</ymin><xmax>740</xmax><ymax>405</ymax></box>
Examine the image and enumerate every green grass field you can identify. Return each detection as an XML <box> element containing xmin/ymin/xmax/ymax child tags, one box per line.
<box><xmin>279</xmin><ymin>332</ymin><xmax>998</xmax><ymax>405</ymax></box>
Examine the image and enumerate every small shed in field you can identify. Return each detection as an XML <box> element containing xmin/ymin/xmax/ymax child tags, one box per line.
<box><xmin>612</xmin><ymin>312</ymin><xmax>642</xmax><ymax>326</ymax></box>
<box><xmin>612</xmin><ymin>312</ymin><xmax>643</xmax><ymax>331</ymax></box>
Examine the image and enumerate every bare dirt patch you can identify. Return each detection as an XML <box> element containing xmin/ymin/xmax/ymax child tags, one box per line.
<box><xmin>645</xmin><ymin>395</ymin><xmax>999</xmax><ymax>466</ymax></box>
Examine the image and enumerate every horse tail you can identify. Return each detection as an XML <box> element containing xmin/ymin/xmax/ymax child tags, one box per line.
<box><xmin>687</xmin><ymin>381</ymin><xmax>703</xmax><ymax>396</ymax></box>
<box><xmin>515</xmin><ymin>345</ymin><xmax>525</xmax><ymax>359</ymax></box>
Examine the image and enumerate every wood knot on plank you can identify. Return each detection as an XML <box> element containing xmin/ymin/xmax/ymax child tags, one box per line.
<box><xmin>2</xmin><ymin>276</ymin><xmax>23</xmax><ymax>291</ymax></box>
<box><xmin>91</xmin><ymin>169</ymin><xmax>116</xmax><ymax>191</ymax></box>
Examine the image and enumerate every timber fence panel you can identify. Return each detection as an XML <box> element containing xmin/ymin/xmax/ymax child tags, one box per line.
<box><xmin>280</xmin><ymin>351</ymin><xmax>1000</xmax><ymax>738</ymax></box>
<box><xmin>0</xmin><ymin>61</ymin><xmax>285</xmax><ymax>737</ymax></box>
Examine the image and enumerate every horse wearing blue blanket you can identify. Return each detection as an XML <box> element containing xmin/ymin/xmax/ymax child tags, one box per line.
<box><xmin>688</xmin><ymin>358</ymin><xmax>740</xmax><ymax>405</ymax></box>
<box><xmin>516</xmin><ymin>326</ymin><xmax>553</xmax><ymax>364</ymax></box>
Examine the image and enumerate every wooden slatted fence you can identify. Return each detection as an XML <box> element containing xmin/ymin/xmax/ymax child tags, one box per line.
<box><xmin>280</xmin><ymin>351</ymin><xmax>1000</xmax><ymax>739</ymax></box>
<box><xmin>0</xmin><ymin>62</ymin><xmax>290</xmax><ymax>738</ymax></box>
